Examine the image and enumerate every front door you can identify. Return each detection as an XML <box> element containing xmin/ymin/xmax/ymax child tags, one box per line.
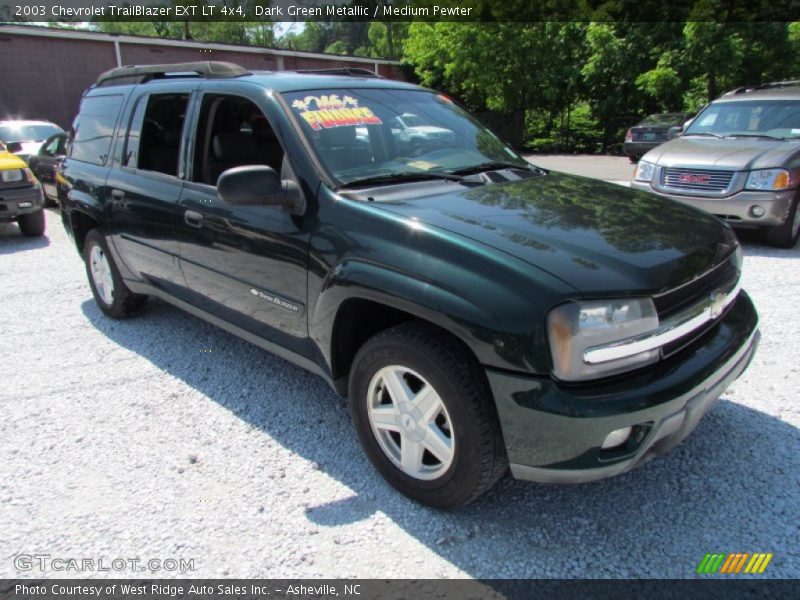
<box><xmin>34</xmin><ymin>134</ymin><xmax>65</xmax><ymax>200</ymax></box>
<box><xmin>177</xmin><ymin>91</ymin><xmax>310</xmax><ymax>355</ymax></box>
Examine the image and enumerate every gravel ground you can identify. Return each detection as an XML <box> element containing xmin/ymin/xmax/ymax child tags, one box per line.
<box><xmin>1</xmin><ymin>208</ymin><xmax>798</xmax><ymax>579</ymax></box>
<box><xmin>524</xmin><ymin>154</ymin><xmax>635</xmax><ymax>183</ymax></box>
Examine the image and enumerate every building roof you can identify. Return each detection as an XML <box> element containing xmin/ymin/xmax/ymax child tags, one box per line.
<box><xmin>0</xmin><ymin>24</ymin><xmax>401</xmax><ymax>66</ymax></box>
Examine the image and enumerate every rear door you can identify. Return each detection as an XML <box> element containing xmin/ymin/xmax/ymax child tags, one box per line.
<box><xmin>106</xmin><ymin>84</ymin><xmax>195</xmax><ymax>295</ymax></box>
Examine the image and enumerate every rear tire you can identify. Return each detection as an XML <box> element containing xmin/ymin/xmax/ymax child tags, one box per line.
<box><xmin>348</xmin><ymin>322</ymin><xmax>507</xmax><ymax>509</ymax></box>
<box><xmin>764</xmin><ymin>197</ymin><xmax>800</xmax><ymax>248</ymax></box>
<box><xmin>17</xmin><ymin>209</ymin><xmax>45</xmax><ymax>237</ymax></box>
<box><xmin>628</xmin><ymin>155</ymin><xmax>639</xmax><ymax>164</ymax></box>
<box><xmin>84</xmin><ymin>228</ymin><xmax>148</xmax><ymax>319</ymax></box>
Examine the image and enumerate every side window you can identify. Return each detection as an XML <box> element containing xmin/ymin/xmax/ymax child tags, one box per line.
<box><xmin>69</xmin><ymin>94</ymin><xmax>124</xmax><ymax>165</ymax></box>
<box><xmin>44</xmin><ymin>136</ymin><xmax>60</xmax><ymax>156</ymax></box>
<box><xmin>124</xmin><ymin>93</ymin><xmax>189</xmax><ymax>177</ymax></box>
<box><xmin>122</xmin><ymin>96</ymin><xmax>148</xmax><ymax>168</ymax></box>
<box><xmin>191</xmin><ymin>94</ymin><xmax>284</xmax><ymax>186</ymax></box>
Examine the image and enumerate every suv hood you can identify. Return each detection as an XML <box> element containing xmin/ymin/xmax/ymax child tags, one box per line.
<box><xmin>370</xmin><ymin>173</ymin><xmax>735</xmax><ymax>296</ymax></box>
<box><xmin>645</xmin><ymin>135</ymin><xmax>800</xmax><ymax>170</ymax></box>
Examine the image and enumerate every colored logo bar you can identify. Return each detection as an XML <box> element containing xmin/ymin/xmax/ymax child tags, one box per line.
<box><xmin>696</xmin><ymin>553</ymin><xmax>773</xmax><ymax>574</ymax></box>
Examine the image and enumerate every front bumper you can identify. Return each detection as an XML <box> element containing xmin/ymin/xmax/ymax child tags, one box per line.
<box><xmin>0</xmin><ymin>184</ymin><xmax>43</xmax><ymax>221</ymax></box>
<box><xmin>488</xmin><ymin>291</ymin><xmax>759</xmax><ymax>483</ymax></box>
<box><xmin>631</xmin><ymin>181</ymin><xmax>793</xmax><ymax>228</ymax></box>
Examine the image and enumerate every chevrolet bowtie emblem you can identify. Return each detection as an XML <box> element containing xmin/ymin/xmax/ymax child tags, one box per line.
<box><xmin>709</xmin><ymin>291</ymin><xmax>728</xmax><ymax>319</ymax></box>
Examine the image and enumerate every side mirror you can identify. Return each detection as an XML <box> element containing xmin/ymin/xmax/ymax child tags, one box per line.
<box><xmin>667</xmin><ymin>126</ymin><xmax>683</xmax><ymax>140</ymax></box>
<box><xmin>217</xmin><ymin>165</ymin><xmax>306</xmax><ymax>215</ymax></box>
<box><xmin>6</xmin><ymin>141</ymin><xmax>22</xmax><ymax>153</ymax></box>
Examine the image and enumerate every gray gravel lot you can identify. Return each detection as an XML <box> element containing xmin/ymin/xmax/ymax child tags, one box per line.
<box><xmin>524</xmin><ymin>154</ymin><xmax>635</xmax><ymax>182</ymax></box>
<box><xmin>1</xmin><ymin>208</ymin><xmax>798</xmax><ymax>579</ymax></box>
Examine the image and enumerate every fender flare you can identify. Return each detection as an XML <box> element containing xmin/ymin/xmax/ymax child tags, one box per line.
<box><xmin>310</xmin><ymin>258</ymin><xmax>501</xmax><ymax>379</ymax></box>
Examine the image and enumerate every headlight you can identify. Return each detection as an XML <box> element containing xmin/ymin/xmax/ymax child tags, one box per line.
<box><xmin>547</xmin><ymin>298</ymin><xmax>659</xmax><ymax>381</ymax></box>
<box><xmin>634</xmin><ymin>160</ymin><xmax>656</xmax><ymax>182</ymax></box>
<box><xmin>745</xmin><ymin>168</ymin><xmax>790</xmax><ymax>191</ymax></box>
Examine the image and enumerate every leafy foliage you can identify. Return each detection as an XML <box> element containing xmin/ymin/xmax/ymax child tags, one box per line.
<box><xmin>404</xmin><ymin>20</ymin><xmax>800</xmax><ymax>153</ymax></box>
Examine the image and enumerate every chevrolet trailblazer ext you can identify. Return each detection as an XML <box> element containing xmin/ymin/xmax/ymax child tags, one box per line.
<box><xmin>60</xmin><ymin>63</ymin><xmax>759</xmax><ymax>508</ymax></box>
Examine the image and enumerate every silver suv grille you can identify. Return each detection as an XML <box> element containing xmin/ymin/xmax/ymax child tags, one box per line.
<box><xmin>661</xmin><ymin>168</ymin><xmax>734</xmax><ymax>192</ymax></box>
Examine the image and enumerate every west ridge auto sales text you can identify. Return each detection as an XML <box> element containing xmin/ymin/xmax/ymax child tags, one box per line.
<box><xmin>16</xmin><ymin>584</ymin><xmax>359</xmax><ymax>596</ymax></box>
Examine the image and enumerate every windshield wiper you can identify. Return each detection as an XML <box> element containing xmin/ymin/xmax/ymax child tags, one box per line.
<box><xmin>682</xmin><ymin>132</ymin><xmax>724</xmax><ymax>138</ymax></box>
<box><xmin>727</xmin><ymin>133</ymin><xmax>786</xmax><ymax>140</ymax></box>
<box><xmin>450</xmin><ymin>161</ymin><xmax>529</xmax><ymax>175</ymax></box>
<box><xmin>341</xmin><ymin>171</ymin><xmax>464</xmax><ymax>188</ymax></box>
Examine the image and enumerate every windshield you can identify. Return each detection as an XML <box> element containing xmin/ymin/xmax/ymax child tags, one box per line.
<box><xmin>0</xmin><ymin>124</ymin><xmax>62</xmax><ymax>143</ymax></box>
<box><xmin>283</xmin><ymin>88</ymin><xmax>528</xmax><ymax>186</ymax></box>
<box><xmin>684</xmin><ymin>99</ymin><xmax>800</xmax><ymax>139</ymax></box>
<box><xmin>640</xmin><ymin>113</ymin><xmax>686</xmax><ymax>126</ymax></box>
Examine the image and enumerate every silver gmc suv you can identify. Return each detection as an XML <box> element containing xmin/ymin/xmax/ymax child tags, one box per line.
<box><xmin>631</xmin><ymin>82</ymin><xmax>800</xmax><ymax>247</ymax></box>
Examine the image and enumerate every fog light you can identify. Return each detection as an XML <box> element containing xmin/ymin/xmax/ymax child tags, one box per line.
<box><xmin>601</xmin><ymin>426</ymin><xmax>632</xmax><ymax>450</ymax></box>
<box><xmin>750</xmin><ymin>205</ymin><xmax>765</xmax><ymax>218</ymax></box>
<box><xmin>17</xmin><ymin>201</ymin><xmax>32</xmax><ymax>208</ymax></box>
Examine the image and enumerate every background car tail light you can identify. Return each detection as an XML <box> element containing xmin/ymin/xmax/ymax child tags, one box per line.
<box><xmin>625</xmin><ymin>128</ymin><xmax>633</xmax><ymax>142</ymax></box>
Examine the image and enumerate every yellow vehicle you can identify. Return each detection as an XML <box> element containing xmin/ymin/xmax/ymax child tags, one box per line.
<box><xmin>0</xmin><ymin>140</ymin><xmax>45</xmax><ymax>236</ymax></box>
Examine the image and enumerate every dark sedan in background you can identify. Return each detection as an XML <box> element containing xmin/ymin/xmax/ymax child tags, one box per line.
<box><xmin>624</xmin><ymin>113</ymin><xmax>692</xmax><ymax>162</ymax></box>
<box><xmin>27</xmin><ymin>132</ymin><xmax>67</xmax><ymax>206</ymax></box>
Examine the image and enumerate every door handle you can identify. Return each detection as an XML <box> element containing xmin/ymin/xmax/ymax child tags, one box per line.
<box><xmin>111</xmin><ymin>189</ymin><xmax>125</xmax><ymax>201</ymax></box>
<box><xmin>184</xmin><ymin>210</ymin><xmax>204</xmax><ymax>228</ymax></box>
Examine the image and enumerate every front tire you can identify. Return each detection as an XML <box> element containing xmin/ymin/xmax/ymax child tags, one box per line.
<box><xmin>84</xmin><ymin>228</ymin><xmax>148</xmax><ymax>319</ymax></box>
<box><xmin>17</xmin><ymin>209</ymin><xmax>45</xmax><ymax>237</ymax></box>
<box><xmin>348</xmin><ymin>322</ymin><xmax>507</xmax><ymax>508</ymax></box>
<box><xmin>764</xmin><ymin>197</ymin><xmax>800</xmax><ymax>248</ymax></box>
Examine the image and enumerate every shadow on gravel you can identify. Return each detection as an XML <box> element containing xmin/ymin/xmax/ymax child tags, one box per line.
<box><xmin>81</xmin><ymin>298</ymin><xmax>799</xmax><ymax>579</ymax></box>
<box><xmin>0</xmin><ymin>223</ymin><xmax>50</xmax><ymax>254</ymax></box>
<box><xmin>735</xmin><ymin>229</ymin><xmax>800</xmax><ymax>259</ymax></box>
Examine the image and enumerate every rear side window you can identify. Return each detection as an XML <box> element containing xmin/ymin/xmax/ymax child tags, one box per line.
<box><xmin>123</xmin><ymin>93</ymin><xmax>189</xmax><ymax>177</ymax></box>
<box><xmin>69</xmin><ymin>94</ymin><xmax>123</xmax><ymax>166</ymax></box>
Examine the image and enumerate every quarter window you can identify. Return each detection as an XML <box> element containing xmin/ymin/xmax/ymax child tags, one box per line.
<box><xmin>69</xmin><ymin>94</ymin><xmax>123</xmax><ymax>166</ymax></box>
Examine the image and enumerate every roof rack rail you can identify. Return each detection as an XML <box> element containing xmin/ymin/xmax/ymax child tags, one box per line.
<box><xmin>295</xmin><ymin>67</ymin><xmax>382</xmax><ymax>79</ymax></box>
<box><xmin>756</xmin><ymin>79</ymin><xmax>800</xmax><ymax>90</ymax></box>
<box><xmin>721</xmin><ymin>86</ymin><xmax>751</xmax><ymax>96</ymax></box>
<box><xmin>95</xmin><ymin>61</ymin><xmax>250</xmax><ymax>87</ymax></box>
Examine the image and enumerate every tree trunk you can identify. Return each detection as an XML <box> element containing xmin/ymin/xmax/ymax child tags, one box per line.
<box><xmin>707</xmin><ymin>68</ymin><xmax>716</xmax><ymax>103</ymax></box>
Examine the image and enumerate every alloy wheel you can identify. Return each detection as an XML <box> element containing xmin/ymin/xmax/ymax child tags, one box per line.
<box><xmin>89</xmin><ymin>245</ymin><xmax>115</xmax><ymax>305</ymax></box>
<box><xmin>367</xmin><ymin>365</ymin><xmax>455</xmax><ymax>480</ymax></box>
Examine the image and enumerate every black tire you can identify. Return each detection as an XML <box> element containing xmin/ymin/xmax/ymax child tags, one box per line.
<box><xmin>84</xmin><ymin>228</ymin><xmax>148</xmax><ymax>319</ymax></box>
<box><xmin>764</xmin><ymin>196</ymin><xmax>800</xmax><ymax>248</ymax></box>
<box><xmin>17</xmin><ymin>209</ymin><xmax>45</xmax><ymax>237</ymax></box>
<box><xmin>348</xmin><ymin>322</ymin><xmax>507</xmax><ymax>509</ymax></box>
<box><xmin>628</xmin><ymin>155</ymin><xmax>639</xmax><ymax>164</ymax></box>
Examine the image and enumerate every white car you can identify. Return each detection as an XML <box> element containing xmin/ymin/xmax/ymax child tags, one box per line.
<box><xmin>390</xmin><ymin>113</ymin><xmax>454</xmax><ymax>152</ymax></box>
<box><xmin>0</xmin><ymin>120</ymin><xmax>64</xmax><ymax>163</ymax></box>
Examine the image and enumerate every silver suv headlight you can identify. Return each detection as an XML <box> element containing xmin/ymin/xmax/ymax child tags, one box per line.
<box><xmin>634</xmin><ymin>160</ymin><xmax>656</xmax><ymax>182</ymax></box>
<box><xmin>744</xmin><ymin>168</ymin><xmax>791</xmax><ymax>191</ymax></box>
<box><xmin>547</xmin><ymin>298</ymin><xmax>659</xmax><ymax>381</ymax></box>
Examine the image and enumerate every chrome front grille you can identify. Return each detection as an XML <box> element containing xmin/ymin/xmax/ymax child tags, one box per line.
<box><xmin>661</xmin><ymin>168</ymin><xmax>734</xmax><ymax>192</ymax></box>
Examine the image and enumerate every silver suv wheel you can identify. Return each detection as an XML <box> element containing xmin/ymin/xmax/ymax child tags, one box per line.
<box><xmin>367</xmin><ymin>365</ymin><xmax>455</xmax><ymax>480</ymax></box>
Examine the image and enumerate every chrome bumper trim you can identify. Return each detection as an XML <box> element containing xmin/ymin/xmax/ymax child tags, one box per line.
<box><xmin>584</xmin><ymin>276</ymin><xmax>742</xmax><ymax>365</ymax></box>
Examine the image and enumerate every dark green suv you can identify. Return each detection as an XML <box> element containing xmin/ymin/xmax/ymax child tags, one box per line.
<box><xmin>60</xmin><ymin>62</ymin><xmax>759</xmax><ymax>508</ymax></box>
